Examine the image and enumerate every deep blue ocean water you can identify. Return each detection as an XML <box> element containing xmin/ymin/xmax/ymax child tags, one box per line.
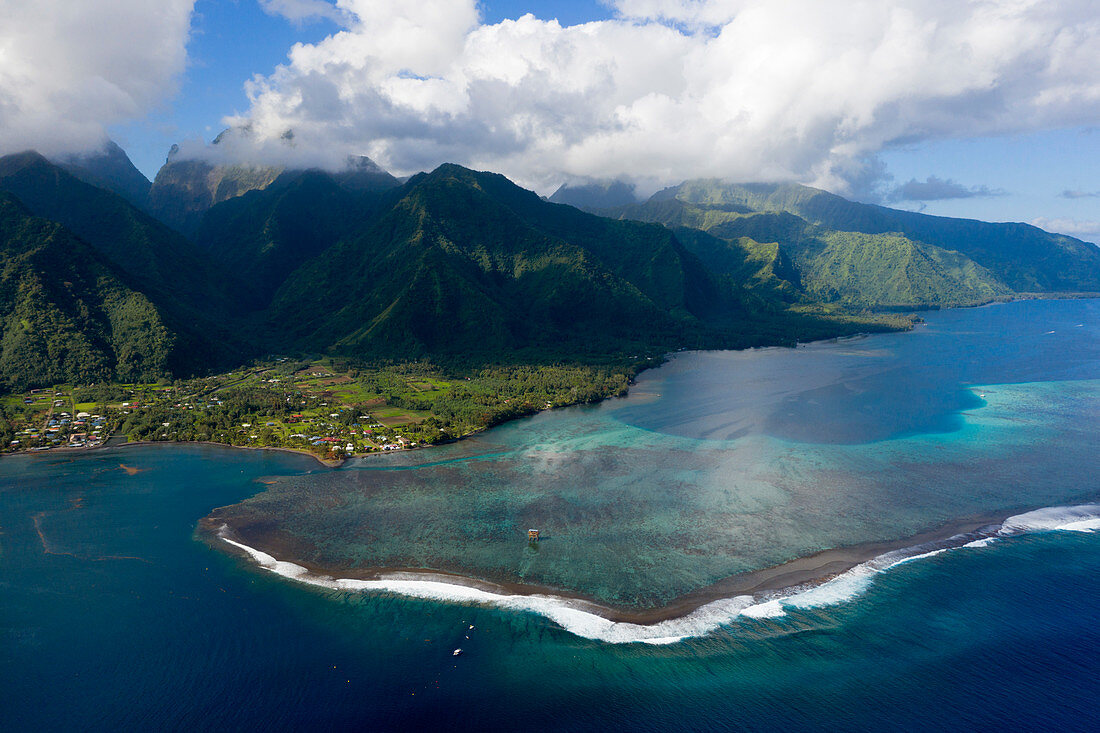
<box><xmin>1</xmin><ymin>299</ymin><xmax>1098</xmax><ymax>730</ymax></box>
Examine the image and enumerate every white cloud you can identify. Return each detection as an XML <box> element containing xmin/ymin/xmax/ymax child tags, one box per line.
<box><xmin>0</xmin><ymin>0</ymin><xmax>194</xmax><ymax>157</ymax></box>
<box><xmin>891</xmin><ymin>176</ymin><xmax>1005</xmax><ymax>202</ymax></box>
<box><xmin>1032</xmin><ymin>217</ymin><xmax>1100</xmax><ymax>244</ymax></box>
<box><xmin>258</xmin><ymin>0</ymin><xmax>345</xmax><ymax>25</ymax></box>
<box><xmin>218</xmin><ymin>0</ymin><xmax>1100</xmax><ymax>194</ymax></box>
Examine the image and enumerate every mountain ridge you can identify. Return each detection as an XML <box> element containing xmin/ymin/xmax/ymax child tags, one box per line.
<box><xmin>265</xmin><ymin>164</ymin><xmax>731</xmax><ymax>359</ymax></box>
<box><xmin>148</xmin><ymin>146</ymin><xmax>400</xmax><ymax>236</ymax></box>
<box><xmin>646</xmin><ymin>180</ymin><xmax>1100</xmax><ymax>293</ymax></box>
<box><xmin>0</xmin><ymin>144</ymin><xmax>1097</xmax><ymax>391</ymax></box>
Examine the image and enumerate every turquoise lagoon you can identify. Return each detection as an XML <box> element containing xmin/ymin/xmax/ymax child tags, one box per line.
<box><xmin>2</xmin><ymin>298</ymin><xmax>1098</xmax><ymax>730</ymax></box>
<box><xmin>212</xmin><ymin>299</ymin><xmax>1100</xmax><ymax>612</ymax></box>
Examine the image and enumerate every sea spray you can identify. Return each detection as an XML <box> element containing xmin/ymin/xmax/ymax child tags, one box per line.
<box><xmin>998</xmin><ymin>504</ymin><xmax>1100</xmax><ymax>534</ymax></box>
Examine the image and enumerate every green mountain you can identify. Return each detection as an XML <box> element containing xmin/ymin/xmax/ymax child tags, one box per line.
<box><xmin>55</xmin><ymin>140</ymin><xmax>152</xmax><ymax>211</ymax></box>
<box><xmin>4</xmin><ymin>141</ymin><xmax>1096</xmax><ymax>392</ymax></box>
<box><xmin>624</xmin><ymin>199</ymin><xmax>1011</xmax><ymax>308</ymax></box>
<box><xmin>548</xmin><ymin>180</ymin><xmax>639</xmax><ymax>210</ymax></box>
<box><xmin>0</xmin><ymin>193</ymin><xmax>180</xmax><ymax>388</ymax></box>
<box><xmin>597</xmin><ymin>179</ymin><xmax>1100</xmax><ymax>308</ymax></box>
<box><xmin>652</xmin><ymin>180</ymin><xmax>1100</xmax><ymax>293</ymax></box>
<box><xmin>266</xmin><ymin>164</ymin><xmax>745</xmax><ymax>359</ymax></box>
<box><xmin>149</xmin><ymin>147</ymin><xmax>399</xmax><ymax>236</ymax></box>
<box><xmin>194</xmin><ymin>170</ymin><xmax>385</xmax><ymax>310</ymax></box>
<box><xmin>0</xmin><ymin>152</ymin><xmax>231</xmax><ymax>309</ymax></box>
<box><xmin>0</xmin><ymin>152</ymin><xmax>251</xmax><ymax>370</ymax></box>
<box><xmin>667</xmin><ymin>226</ymin><xmax>805</xmax><ymax>305</ymax></box>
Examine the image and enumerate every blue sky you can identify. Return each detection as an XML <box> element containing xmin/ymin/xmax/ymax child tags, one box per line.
<box><xmin>8</xmin><ymin>1</ymin><xmax>1099</xmax><ymax>240</ymax></box>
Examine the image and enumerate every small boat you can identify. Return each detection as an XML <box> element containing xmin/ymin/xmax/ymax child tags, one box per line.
<box><xmin>453</xmin><ymin>648</ymin><xmax>463</xmax><ymax>656</ymax></box>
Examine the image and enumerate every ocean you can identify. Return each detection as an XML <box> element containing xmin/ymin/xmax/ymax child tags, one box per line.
<box><xmin>1</xmin><ymin>298</ymin><xmax>1097</xmax><ymax>730</ymax></box>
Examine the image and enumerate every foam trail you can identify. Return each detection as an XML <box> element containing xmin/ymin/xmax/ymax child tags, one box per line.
<box><xmin>774</xmin><ymin>505</ymin><xmax>1100</xmax><ymax>616</ymax></box>
<box><xmin>218</xmin><ymin>503</ymin><xmax>1100</xmax><ymax>644</ymax></box>
<box><xmin>778</xmin><ymin>546</ymin><xmax>955</xmax><ymax>614</ymax></box>
<box><xmin>999</xmin><ymin>504</ymin><xmax>1100</xmax><ymax>534</ymax></box>
<box><xmin>219</xmin><ymin>530</ymin><xmax>756</xmax><ymax>645</ymax></box>
<box><xmin>739</xmin><ymin>598</ymin><xmax>786</xmax><ymax>619</ymax></box>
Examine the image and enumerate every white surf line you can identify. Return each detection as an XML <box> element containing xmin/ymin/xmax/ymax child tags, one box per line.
<box><xmin>217</xmin><ymin>504</ymin><xmax>1100</xmax><ymax>644</ymax></box>
<box><xmin>773</xmin><ymin>504</ymin><xmax>1100</xmax><ymax>615</ymax></box>
<box><xmin>997</xmin><ymin>504</ymin><xmax>1100</xmax><ymax>535</ymax></box>
<box><xmin>217</xmin><ymin>527</ymin><xmax>757</xmax><ymax>645</ymax></box>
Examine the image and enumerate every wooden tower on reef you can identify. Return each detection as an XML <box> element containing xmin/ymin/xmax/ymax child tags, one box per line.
<box><xmin>528</xmin><ymin>528</ymin><xmax>540</xmax><ymax>542</ymax></box>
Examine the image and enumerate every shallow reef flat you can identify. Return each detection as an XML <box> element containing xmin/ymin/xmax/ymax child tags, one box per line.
<box><xmin>206</xmin><ymin>299</ymin><xmax>1100</xmax><ymax>613</ymax></box>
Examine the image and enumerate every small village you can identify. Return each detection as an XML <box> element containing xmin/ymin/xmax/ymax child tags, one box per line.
<box><xmin>0</xmin><ymin>360</ymin><xmax>449</xmax><ymax>461</ymax></box>
<box><xmin>0</xmin><ymin>357</ymin><xmax>636</xmax><ymax>462</ymax></box>
<box><xmin>7</xmin><ymin>390</ymin><xmax>111</xmax><ymax>451</ymax></box>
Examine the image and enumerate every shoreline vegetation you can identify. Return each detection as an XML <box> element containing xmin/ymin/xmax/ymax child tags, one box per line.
<box><xmin>0</xmin><ymin>356</ymin><xmax>655</xmax><ymax>464</ymax></box>
<box><xmin>6</xmin><ymin>291</ymin><xmax>1096</xmax><ymax>466</ymax></box>
<box><xmin>0</xmin><ymin>308</ymin><xmax>912</xmax><ymax>463</ymax></box>
<box><xmin>3</xmin><ymin>292</ymin><xmax>1094</xmax><ymax>466</ymax></box>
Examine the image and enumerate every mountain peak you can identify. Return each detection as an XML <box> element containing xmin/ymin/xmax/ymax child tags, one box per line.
<box><xmin>149</xmin><ymin>145</ymin><xmax>400</xmax><ymax>234</ymax></box>
<box><xmin>0</xmin><ymin>150</ymin><xmax>50</xmax><ymax>173</ymax></box>
<box><xmin>54</xmin><ymin>140</ymin><xmax>151</xmax><ymax>210</ymax></box>
<box><xmin>548</xmin><ymin>179</ymin><xmax>639</xmax><ymax>211</ymax></box>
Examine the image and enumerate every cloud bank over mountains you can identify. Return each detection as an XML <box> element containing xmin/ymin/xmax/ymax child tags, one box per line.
<box><xmin>2</xmin><ymin>0</ymin><xmax>1099</xmax><ymax>199</ymax></box>
<box><xmin>1031</xmin><ymin>216</ymin><xmax>1100</xmax><ymax>244</ymax></box>
<box><xmin>890</xmin><ymin>176</ymin><xmax>1005</xmax><ymax>203</ymax></box>
<box><xmin>225</xmin><ymin>0</ymin><xmax>1100</xmax><ymax>194</ymax></box>
<box><xmin>0</xmin><ymin>0</ymin><xmax>194</xmax><ymax>157</ymax></box>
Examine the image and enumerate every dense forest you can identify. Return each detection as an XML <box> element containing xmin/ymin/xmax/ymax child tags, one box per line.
<box><xmin>0</xmin><ymin>142</ymin><xmax>1095</xmax><ymax>405</ymax></box>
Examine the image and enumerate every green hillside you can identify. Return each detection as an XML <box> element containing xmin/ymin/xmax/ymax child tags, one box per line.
<box><xmin>656</xmin><ymin>180</ymin><xmax>1100</xmax><ymax>293</ymax></box>
<box><xmin>56</xmin><ymin>140</ymin><xmax>152</xmax><ymax>211</ymax></box>
<box><xmin>195</xmin><ymin>171</ymin><xmax>384</xmax><ymax>310</ymax></box>
<box><xmin>668</xmin><ymin>227</ymin><xmax>804</xmax><ymax>305</ymax></box>
<box><xmin>149</xmin><ymin>148</ymin><xmax>400</xmax><ymax>236</ymax></box>
<box><xmin>267</xmin><ymin>164</ymin><xmax>721</xmax><ymax>359</ymax></box>
<box><xmin>0</xmin><ymin>193</ymin><xmax>177</xmax><ymax>388</ymax></box>
<box><xmin>187</xmin><ymin>163</ymin><xmax>883</xmax><ymax>361</ymax></box>
<box><xmin>793</xmin><ymin>230</ymin><xmax>1010</xmax><ymax>308</ymax></box>
<box><xmin>6</xmin><ymin>144</ymin><xmax>1095</xmax><ymax>397</ymax></box>
<box><xmin>0</xmin><ymin>152</ymin><xmax>235</xmax><ymax>315</ymax></box>
<box><xmin>603</xmin><ymin>193</ymin><xmax>1016</xmax><ymax>308</ymax></box>
<box><xmin>0</xmin><ymin>152</ymin><xmax>253</xmax><ymax>371</ymax></box>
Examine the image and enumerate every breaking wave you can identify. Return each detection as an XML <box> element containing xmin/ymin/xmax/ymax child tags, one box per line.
<box><xmin>218</xmin><ymin>503</ymin><xmax>1100</xmax><ymax>645</ymax></box>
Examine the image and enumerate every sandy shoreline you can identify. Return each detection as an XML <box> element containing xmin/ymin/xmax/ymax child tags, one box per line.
<box><xmin>199</xmin><ymin>508</ymin><xmax>1017</xmax><ymax>625</ymax></box>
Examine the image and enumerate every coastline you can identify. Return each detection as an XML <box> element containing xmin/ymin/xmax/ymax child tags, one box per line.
<box><xmin>199</xmin><ymin>505</ymin><xmax>1045</xmax><ymax>627</ymax></box>
<box><xmin>0</xmin><ymin>305</ymin><xmax>904</xmax><ymax>466</ymax></box>
<box><xmin>13</xmin><ymin>295</ymin><xmax>1096</xmax><ymax>645</ymax></box>
<box><xmin>5</xmin><ymin>438</ymin><xmax>346</xmax><ymax>469</ymax></box>
<box><xmin>2</xmin><ymin>294</ymin><xmax>1095</xmax><ymax>468</ymax></box>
